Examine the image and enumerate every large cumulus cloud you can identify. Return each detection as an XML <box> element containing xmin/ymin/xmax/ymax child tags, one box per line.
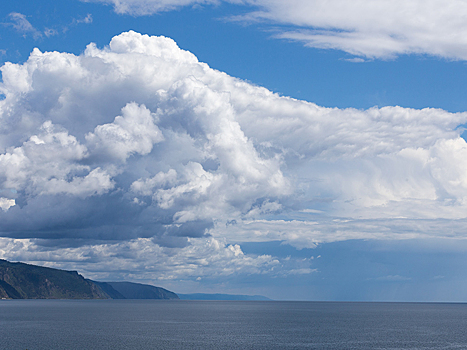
<box><xmin>1</xmin><ymin>31</ymin><xmax>467</xmax><ymax>280</ymax></box>
<box><xmin>85</xmin><ymin>0</ymin><xmax>467</xmax><ymax>60</ymax></box>
<box><xmin>0</xmin><ymin>31</ymin><xmax>290</xmax><ymax>243</ymax></box>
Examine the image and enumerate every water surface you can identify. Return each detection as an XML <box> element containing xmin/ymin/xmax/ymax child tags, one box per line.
<box><xmin>1</xmin><ymin>300</ymin><xmax>467</xmax><ymax>349</ymax></box>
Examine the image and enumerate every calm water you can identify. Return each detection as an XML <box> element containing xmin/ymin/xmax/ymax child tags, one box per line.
<box><xmin>1</xmin><ymin>300</ymin><xmax>467</xmax><ymax>349</ymax></box>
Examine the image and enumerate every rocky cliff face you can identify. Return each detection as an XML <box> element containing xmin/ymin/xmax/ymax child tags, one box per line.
<box><xmin>0</xmin><ymin>260</ymin><xmax>111</xmax><ymax>299</ymax></box>
<box><xmin>0</xmin><ymin>259</ymin><xmax>179</xmax><ymax>300</ymax></box>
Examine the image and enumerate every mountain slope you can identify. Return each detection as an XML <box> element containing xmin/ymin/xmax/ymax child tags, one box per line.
<box><xmin>0</xmin><ymin>259</ymin><xmax>180</xmax><ymax>300</ymax></box>
<box><xmin>105</xmin><ymin>281</ymin><xmax>179</xmax><ymax>300</ymax></box>
<box><xmin>0</xmin><ymin>259</ymin><xmax>111</xmax><ymax>299</ymax></box>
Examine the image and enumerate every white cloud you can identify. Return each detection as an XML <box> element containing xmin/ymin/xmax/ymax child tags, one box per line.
<box><xmin>2</xmin><ymin>31</ymin><xmax>467</xmax><ymax>279</ymax></box>
<box><xmin>0</xmin><ymin>236</ymin><xmax>313</xmax><ymax>283</ymax></box>
<box><xmin>77</xmin><ymin>14</ymin><xmax>93</xmax><ymax>24</ymax></box>
<box><xmin>84</xmin><ymin>0</ymin><xmax>219</xmax><ymax>15</ymax></box>
<box><xmin>5</xmin><ymin>12</ymin><xmax>42</xmax><ymax>39</ymax></box>
<box><xmin>85</xmin><ymin>0</ymin><xmax>467</xmax><ymax>60</ymax></box>
<box><xmin>63</xmin><ymin>14</ymin><xmax>93</xmax><ymax>33</ymax></box>
<box><xmin>4</xmin><ymin>12</ymin><xmax>94</xmax><ymax>46</ymax></box>
<box><xmin>86</xmin><ymin>102</ymin><xmax>164</xmax><ymax>161</ymax></box>
<box><xmin>44</xmin><ymin>28</ymin><xmax>58</xmax><ymax>37</ymax></box>
<box><xmin>255</xmin><ymin>0</ymin><xmax>467</xmax><ymax>60</ymax></box>
<box><xmin>0</xmin><ymin>120</ymin><xmax>114</xmax><ymax>198</ymax></box>
<box><xmin>211</xmin><ymin>216</ymin><xmax>467</xmax><ymax>250</ymax></box>
<box><xmin>0</xmin><ymin>198</ymin><xmax>15</xmax><ymax>211</ymax></box>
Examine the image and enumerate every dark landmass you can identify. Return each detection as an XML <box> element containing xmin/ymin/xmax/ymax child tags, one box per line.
<box><xmin>0</xmin><ymin>259</ymin><xmax>178</xmax><ymax>300</ymax></box>
<box><xmin>0</xmin><ymin>259</ymin><xmax>110</xmax><ymax>299</ymax></box>
<box><xmin>104</xmin><ymin>281</ymin><xmax>179</xmax><ymax>300</ymax></box>
<box><xmin>0</xmin><ymin>259</ymin><xmax>270</xmax><ymax>301</ymax></box>
<box><xmin>93</xmin><ymin>281</ymin><xmax>126</xmax><ymax>299</ymax></box>
<box><xmin>178</xmin><ymin>293</ymin><xmax>272</xmax><ymax>301</ymax></box>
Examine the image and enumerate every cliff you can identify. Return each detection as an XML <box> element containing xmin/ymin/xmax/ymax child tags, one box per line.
<box><xmin>0</xmin><ymin>259</ymin><xmax>179</xmax><ymax>300</ymax></box>
<box><xmin>0</xmin><ymin>259</ymin><xmax>111</xmax><ymax>299</ymax></box>
<box><xmin>104</xmin><ymin>281</ymin><xmax>179</xmax><ymax>300</ymax></box>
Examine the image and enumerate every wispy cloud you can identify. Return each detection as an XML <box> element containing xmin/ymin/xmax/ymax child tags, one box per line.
<box><xmin>4</xmin><ymin>12</ymin><xmax>94</xmax><ymax>40</ymax></box>
<box><xmin>83</xmin><ymin>0</ymin><xmax>217</xmax><ymax>15</ymax></box>
<box><xmin>4</xmin><ymin>12</ymin><xmax>42</xmax><ymax>39</ymax></box>
<box><xmin>44</xmin><ymin>28</ymin><xmax>59</xmax><ymax>37</ymax></box>
<box><xmin>63</xmin><ymin>13</ymin><xmax>93</xmax><ymax>33</ymax></box>
<box><xmin>374</xmin><ymin>275</ymin><xmax>412</xmax><ymax>282</ymax></box>
<box><xmin>84</xmin><ymin>0</ymin><xmax>467</xmax><ymax>60</ymax></box>
<box><xmin>73</xmin><ymin>13</ymin><xmax>93</xmax><ymax>25</ymax></box>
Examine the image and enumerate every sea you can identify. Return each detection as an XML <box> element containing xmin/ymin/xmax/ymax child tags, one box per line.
<box><xmin>1</xmin><ymin>300</ymin><xmax>467</xmax><ymax>350</ymax></box>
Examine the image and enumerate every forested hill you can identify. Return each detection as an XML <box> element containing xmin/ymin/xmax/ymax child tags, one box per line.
<box><xmin>0</xmin><ymin>259</ymin><xmax>178</xmax><ymax>300</ymax></box>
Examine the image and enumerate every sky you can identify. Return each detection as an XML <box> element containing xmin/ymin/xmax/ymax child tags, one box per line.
<box><xmin>1</xmin><ymin>0</ymin><xmax>467</xmax><ymax>301</ymax></box>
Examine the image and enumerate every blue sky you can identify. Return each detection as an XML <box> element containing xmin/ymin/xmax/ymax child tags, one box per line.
<box><xmin>2</xmin><ymin>0</ymin><xmax>467</xmax><ymax>301</ymax></box>
<box><xmin>3</xmin><ymin>0</ymin><xmax>467</xmax><ymax>113</ymax></box>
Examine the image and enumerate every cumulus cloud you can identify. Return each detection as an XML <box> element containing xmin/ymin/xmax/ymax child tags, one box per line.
<box><xmin>0</xmin><ymin>236</ymin><xmax>313</xmax><ymax>283</ymax></box>
<box><xmin>0</xmin><ymin>120</ymin><xmax>114</xmax><ymax>198</ymax></box>
<box><xmin>1</xmin><ymin>31</ymin><xmax>467</xmax><ymax>280</ymax></box>
<box><xmin>0</xmin><ymin>198</ymin><xmax>15</xmax><ymax>211</ymax></box>
<box><xmin>85</xmin><ymin>0</ymin><xmax>467</xmax><ymax>60</ymax></box>
<box><xmin>86</xmin><ymin>102</ymin><xmax>164</xmax><ymax>161</ymax></box>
